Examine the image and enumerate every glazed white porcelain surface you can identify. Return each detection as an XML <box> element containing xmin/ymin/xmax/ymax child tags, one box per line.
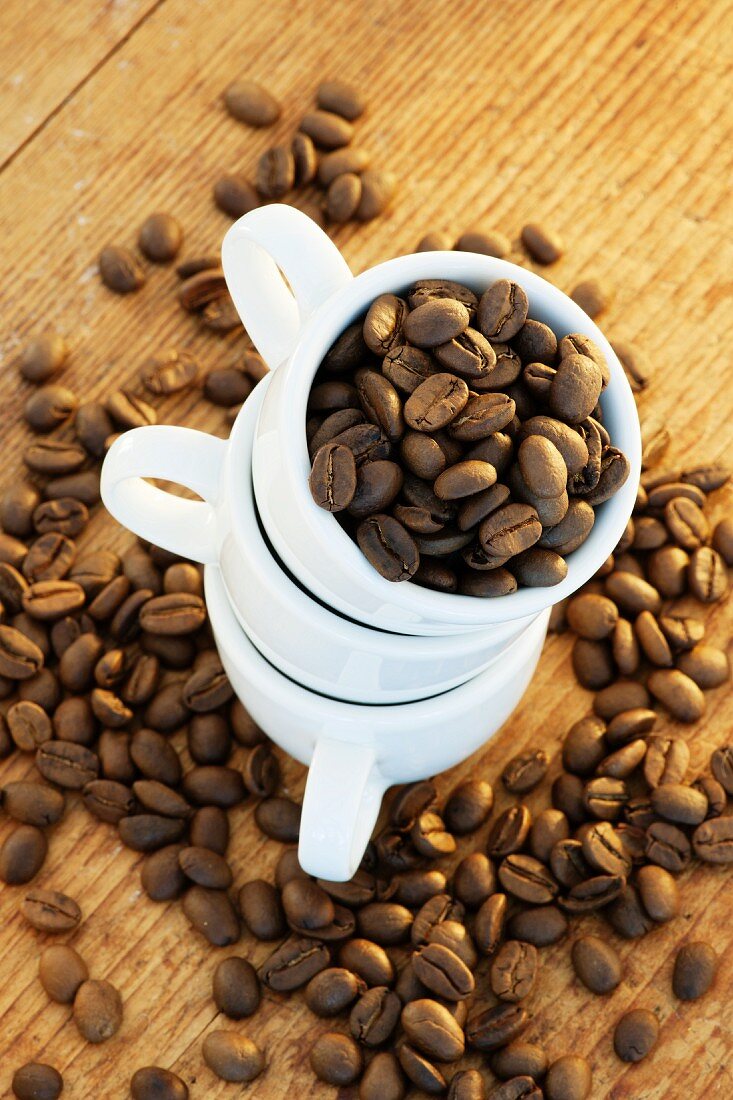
<box><xmin>205</xmin><ymin>561</ymin><xmax>550</xmax><ymax>880</ymax></box>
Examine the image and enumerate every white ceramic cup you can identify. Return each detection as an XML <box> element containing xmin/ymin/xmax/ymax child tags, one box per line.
<box><xmin>101</xmin><ymin>205</ymin><xmax>640</xmax><ymax>638</ymax></box>
<box><xmin>231</xmin><ymin>205</ymin><xmax>642</xmax><ymax>635</ymax></box>
<box><xmin>102</xmin><ymin>374</ymin><xmax>534</xmax><ymax>703</ymax></box>
<box><xmin>205</xmin><ymin>558</ymin><xmax>550</xmax><ymax>880</ymax></box>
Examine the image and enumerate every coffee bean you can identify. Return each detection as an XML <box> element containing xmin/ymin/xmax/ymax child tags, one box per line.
<box><xmin>138</xmin><ymin>212</ymin><xmax>182</xmax><ymax>263</ymax></box>
<box><xmin>1</xmin><ymin>482</ymin><xmax>42</xmax><ymax>536</ymax></box>
<box><xmin>7</xmin><ymin>699</ymin><xmax>53</xmax><ymax>752</ymax></box>
<box><xmin>560</xmin><ymin>873</ymin><xmax>625</xmax><ymax>913</ymax></box>
<box><xmin>397</xmin><ymin>1042</ymin><xmax>446</xmax><ymax>1092</ymax></box>
<box><xmin>22</xmin><ymin>887</ymin><xmax>81</xmax><ymax>932</ymax></box>
<box><xmin>22</xmin><ymin>579</ymin><xmax>86</xmax><ymax>621</ymax></box>
<box><xmin>182</xmin><ymin>885</ymin><xmax>240</xmax><ymax>946</ymax></box>
<box><xmin>224</xmin><ymin>78</ymin><xmax>280</xmax><ymax>125</ymax></box>
<box><xmin>581</xmin><ymin>821</ymin><xmax>632</xmax><ymax>877</ymax></box>
<box><xmin>693</xmin><ymin>816</ymin><xmax>733</xmax><ymax>863</ymax></box>
<box><xmin>443</xmin><ymin>779</ymin><xmax>493</xmax><ymax>835</ymax></box>
<box><xmin>25</xmin><ymin>384</ymin><xmax>77</xmax><ymax>434</ymax></box>
<box><xmin>411</xmin><ymin>942</ymin><xmax>474</xmax><ymax>1002</ymax></box>
<box><xmin>11</xmin><ymin>1063</ymin><xmax>64</xmax><ymax>1100</ymax></box>
<box><xmin>677</xmin><ymin>645</ymin><xmax>730</xmax><ymax>689</ymax></box>
<box><xmin>203</xmin><ymin>1030</ymin><xmax>266</xmax><ymax>1083</ymax></box>
<box><xmin>140</xmin><ymin>844</ymin><xmax>187</xmax><ymax>902</ymax></box>
<box><xmin>235</xmin><ymin>879</ymin><xmax>284</xmax><ymax>941</ymax></box>
<box><xmin>643</xmin><ymin>821</ymin><xmax>690</xmax><ymax>873</ymax></box>
<box><xmin>300</xmin><ymin>107</ymin><xmax>354</xmax><ymax>148</ymax></box>
<box><xmin>521</xmin><ymin>223</ymin><xmax>564</xmax><ymax>263</ymax></box>
<box><xmin>261</xmin><ymin>936</ymin><xmax>330</xmax><ymax>991</ymax></box>
<box><xmin>19</xmin><ymin>333</ymin><xmax>69</xmax><ymax>384</ymax></box>
<box><xmin>212</xmin><ymin>956</ymin><xmax>260</xmax><ymax>1020</ymax></box>
<box><xmin>0</xmin><ymin>824</ymin><xmax>47</xmax><ymax>885</ymax></box>
<box><xmin>119</xmin><ymin>814</ymin><xmax>185</xmax><ymax>852</ymax></box>
<box><xmin>401</xmin><ymin>998</ymin><xmax>465</xmax><ymax>1062</ymax></box>
<box><xmin>487</xmin><ymin>1078</ymin><xmax>542</xmax><ymax>1100</ymax></box>
<box><xmin>355</xmin><ymin>169</ymin><xmax>396</xmax><ymax>221</ymax></box>
<box><xmin>710</xmin><ymin>745</ymin><xmax>733</xmax><ymax>795</ymax></box>
<box><xmin>673</xmin><ymin>941</ymin><xmax>717</xmax><ymax>1001</ymax></box>
<box><xmin>141</xmin><ymin>348</ymin><xmax>199</xmax><ymax>395</ymax></box>
<box><xmin>693</xmin><ymin>775</ymin><xmax>727</xmax><ymax>818</ymax></box>
<box><xmin>36</xmin><ymin>741</ymin><xmax>99</xmax><ymax>789</ymax></box>
<box><xmin>99</xmin><ymin>245</ymin><xmax>145</xmax><ymax>293</ymax></box>
<box><xmin>636</xmin><ymin>864</ymin><xmax>679</xmax><ymax>923</ymax></box>
<box><xmin>138</xmin><ymin>592</ymin><xmax>206</xmax><ymax>635</ymax></box>
<box><xmin>44</xmin><ymin>469</ymin><xmax>100</xmax><ymax>506</ymax></box>
<box><xmin>502</xmin><ymin>749</ymin><xmax>549</xmax><ymax>794</ymax></box>
<box><xmin>658</xmin><ymin>614</ymin><xmax>705</xmax><ymax>653</ymax></box>
<box><xmin>316</xmin><ymin>79</ymin><xmax>364</xmax><ymax>120</ymax></box>
<box><xmin>510</xmin><ymin>906</ymin><xmax>568</xmax><ymax>952</ymax></box>
<box><xmin>337</xmin><ymin>937</ymin><xmax>395</xmax><ymax>987</ymax></box>
<box><xmin>613</xmin><ymin>1008</ymin><xmax>658</xmax><ymax>1063</ymax></box>
<box><xmin>466</xmin><ymin>1002</ymin><xmax>530</xmax><ymax>1052</ymax></box>
<box><xmin>544</xmin><ymin>1056</ymin><xmax>592</xmax><ymax>1100</ymax></box>
<box><xmin>39</xmin><ymin>945</ymin><xmax>88</xmax><ymax>1003</ymax></box>
<box><xmin>359</xmin><ymin>1050</ymin><xmax>405</xmax><ymax>1100</ymax></box>
<box><xmin>489</xmin><ymin>940</ymin><xmax>538</xmax><ymax>1003</ymax></box>
<box><xmin>24</xmin><ymin>439</ymin><xmax>86</xmax><ymax>478</ymax></box>
<box><xmin>130</xmin><ymin>1067</ymin><xmax>189</xmax><ymax>1100</ymax></box>
<box><xmin>607</xmin><ymin>882</ymin><xmax>655</xmax><ymax>939</ymax></box>
<box><xmin>498</xmin><ymin>854</ymin><xmax>558</xmax><ymax>904</ymax></box>
<box><xmin>2</xmin><ymin>780</ymin><xmax>64</xmax><ymax>827</ymax></box>
<box><xmin>349</xmin><ymin>985</ymin><xmax>401</xmax><ymax>1047</ymax></box>
<box><xmin>647</xmin><ymin>667</ymin><xmax>706</xmax><ymax>722</ymax></box>
<box><xmin>304</xmin><ymin>967</ymin><xmax>363</xmax><ymax>1017</ymax></box>
<box><xmin>356</xmin><ymin>514</ymin><xmax>419</xmax><ymax>581</ymax></box>
<box><xmin>487</xmin><ymin>805</ymin><xmax>532</xmax><ymax>858</ymax></box>
<box><xmin>571</xmin><ymin>935</ymin><xmax>621</xmax><ymax>994</ymax></box>
<box><xmin>83</xmin><ymin>779</ymin><xmax>135</xmax><ymax>823</ymax></box>
<box><xmin>451</xmin><ymin>854</ymin><xmax>495</xmax><ymax>911</ymax></box>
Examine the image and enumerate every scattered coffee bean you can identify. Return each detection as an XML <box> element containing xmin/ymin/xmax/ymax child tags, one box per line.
<box><xmin>672</xmin><ymin>941</ymin><xmax>717</xmax><ymax>1001</ymax></box>
<box><xmin>613</xmin><ymin>1008</ymin><xmax>658</xmax><ymax>1063</ymax></box>
<box><xmin>203</xmin><ymin>1030</ymin><xmax>266</xmax><ymax>1083</ymax></box>
<box><xmin>12</xmin><ymin>1064</ymin><xmax>63</xmax><ymax>1100</ymax></box>
<box><xmin>130</xmin><ymin>1066</ymin><xmax>189</xmax><ymax>1100</ymax></box>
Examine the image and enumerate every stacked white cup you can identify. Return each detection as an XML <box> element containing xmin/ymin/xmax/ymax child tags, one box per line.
<box><xmin>101</xmin><ymin>205</ymin><xmax>641</xmax><ymax>881</ymax></box>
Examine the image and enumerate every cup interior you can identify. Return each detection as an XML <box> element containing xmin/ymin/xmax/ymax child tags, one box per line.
<box><xmin>265</xmin><ymin>251</ymin><xmax>642</xmax><ymax>624</ymax></box>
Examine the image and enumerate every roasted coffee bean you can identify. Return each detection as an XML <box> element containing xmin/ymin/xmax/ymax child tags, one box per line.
<box><xmin>643</xmin><ymin>734</ymin><xmax>689</xmax><ymax>788</ymax></box>
<box><xmin>606</xmin><ymin>707</ymin><xmax>656</xmax><ymax>747</ymax></box>
<box><xmin>282</xmin><ymin>878</ymin><xmax>335</xmax><ymax>933</ymax></box>
<box><xmin>11</xmin><ymin>1063</ymin><xmax>64</xmax><ymax>1100</ymax></box>
<box><xmin>596</xmin><ymin>738</ymin><xmax>646</xmax><ymax>780</ymax></box>
<box><xmin>203</xmin><ymin>1031</ymin><xmax>265</xmax><ymax>1083</ymax></box>
<box><xmin>309</xmin><ymin>1031</ymin><xmax>362</xmax><ymax>1086</ymax></box>
<box><xmin>509</xmin><ymin>905</ymin><xmax>568</xmax><ymax>949</ymax></box>
<box><xmin>58</xmin><ymin>632</ymin><xmax>103</xmax><ymax>691</ymax></box>
<box><xmin>487</xmin><ymin>805</ymin><xmax>532</xmax><ymax>858</ymax></box>
<box><xmin>412</xmin><ymin>942</ymin><xmax>474</xmax><ymax>1001</ymax></box>
<box><xmin>350</xmin><ymin>985</ymin><xmax>401</xmax><ymax>1046</ymax></box>
<box><xmin>24</xmin><ymin>439</ymin><xmax>85</xmax><ymax>477</ymax></box>
<box><xmin>490</xmin><ymin>1045</ymin><xmax>548</xmax><ymax>1087</ymax></box>
<box><xmin>644</xmin><ymin>821</ymin><xmax>691</xmax><ymax>873</ymax></box>
<box><xmin>178</xmin><ymin>845</ymin><xmax>232</xmax><ymax>889</ymax></box>
<box><xmin>521</xmin><ymin>223</ymin><xmax>564</xmax><ymax>263</ymax></box>
<box><xmin>401</xmin><ymin>998</ymin><xmax>465</xmax><ymax>1062</ymax></box>
<box><xmin>445</xmin><ymin>1068</ymin><xmax>486</xmax><ymax>1100</ymax></box>
<box><xmin>44</xmin><ymin>469</ymin><xmax>100</xmax><ymax>506</ymax></box>
<box><xmin>73</xmin><ymin>402</ymin><xmax>114</xmax><ymax>458</ymax></box>
<box><xmin>693</xmin><ymin>775</ymin><xmax>726</xmax><ymax>818</ymax></box>
<box><xmin>137</xmin><ymin>211</ymin><xmax>182</xmax><ymax>263</ymax></box>
<box><xmin>499</xmin><ymin>854</ymin><xmax>558</xmax><ymax>904</ymax></box>
<box><xmin>410</xmin><ymin>811</ymin><xmax>455</xmax><ymax>858</ymax></box>
<box><xmin>163</xmin><ymin>563</ymin><xmax>202</xmax><ymax>596</ymax></box>
<box><xmin>398</xmin><ymin>1042</ymin><xmax>446</xmax><ymax>1092</ymax></box>
<box><xmin>0</xmin><ymin>562</ymin><xmax>29</xmax><ymax>613</ymax></box>
<box><xmin>144</xmin><ymin>681</ymin><xmax>189</xmax><ymax>733</ymax></box>
<box><xmin>411</xmin><ymin>893</ymin><xmax>463</xmax><ymax>946</ymax></box>
<box><xmin>138</xmin><ymin>592</ymin><xmax>206</xmax><ymax>635</ymax></box>
<box><xmin>359</xmin><ymin>1050</ymin><xmax>405</xmax><ymax>1100</ymax></box>
<box><xmin>106</xmin><ymin>389</ymin><xmax>157</xmax><ymax>429</ymax></box>
<box><xmin>562</xmin><ymin>715</ymin><xmax>607</xmax><ymax>774</ymax></box>
<box><xmin>676</xmin><ymin>644</ymin><xmax>729</xmax><ymax>689</ymax></box>
<box><xmin>490</xmin><ymin>940</ymin><xmax>538</xmax><ymax>1003</ymax></box>
<box><xmin>224</xmin><ymin>78</ymin><xmax>280</xmax><ymax>125</ymax></box>
<box><xmin>528</xmin><ymin>810</ymin><xmax>569</xmax><ymax>865</ymax></box>
<box><xmin>571</xmin><ymin>277</ymin><xmax>609</xmax><ymax>318</ymax></box>
<box><xmin>238</xmin><ymin>879</ymin><xmax>286</xmax><ymax>938</ymax></box>
<box><xmin>544</xmin><ymin>1056</ymin><xmax>592</xmax><ymax>1100</ymax></box>
<box><xmin>18</xmin><ymin>668</ymin><xmax>60</xmax><ymax>712</ymax></box>
<box><xmin>25</xmin><ymin>384</ymin><xmax>78</xmax><ymax>433</ymax></box>
<box><xmin>652</xmin><ymin>783</ymin><xmax>707</xmax><ymax>825</ymax></box>
<box><xmin>607</xmin><ymin>883</ymin><xmax>655</xmax><ymax>939</ymax></box>
<box><xmin>453</xmin><ymin>853</ymin><xmax>495</xmax><ymax>910</ymax></box>
<box><xmin>673</xmin><ymin>941</ymin><xmax>717</xmax><ymax>1001</ymax></box>
<box><xmin>0</xmin><ymin>824</ymin><xmax>47</xmax><ymax>884</ymax></box>
<box><xmin>404</xmin><ymin>373</ymin><xmax>469</xmax><ymax>432</ymax></box>
<box><xmin>1</xmin><ymin>482</ymin><xmax>42</xmax><ymax>536</ymax></box>
<box><xmin>182</xmin><ymin>657</ymin><xmax>232</xmax><ymax>712</ymax></box>
<box><xmin>130</xmin><ymin>1067</ymin><xmax>189</xmax><ymax>1100</ymax></box>
<box><xmin>605</xmin><ymin>572</ymin><xmax>662</xmax><ymax>616</ymax></box>
<box><xmin>99</xmin><ymin>244</ymin><xmax>145</xmax><ymax>293</ymax></box>
<box><xmin>212</xmin><ymin>173</ymin><xmax>258</xmax><ymax>219</ymax></box>
<box><xmin>479</xmin><ymin>503</ymin><xmax>541</xmax><ymax>559</ymax></box>
<box><xmin>90</xmin><ymin>687</ymin><xmax>133</xmax><ymax>728</ymax></box>
<box><xmin>613</xmin><ymin>1008</ymin><xmax>658</xmax><ymax>1063</ymax></box>
<box><xmin>711</xmin><ymin>745</ymin><xmax>733</xmax><ymax>794</ymax></box>
<box><xmin>444</xmin><ymin>779</ymin><xmax>493</xmax><ymax>834</ymax></box>
<box><xmin>204</xmin><ymin>365</ymin><xmax>252</xmax><ymax>406</ymax></box>
<box><xmin>22</xmin><ymin>580</ymin><xmax>85</xmax><ymax>621</ymax></box>
<box><xmin>254</xmin><ymin>795</ymin><xmax>300</xmax><ymax>840</ymax></box>
<box><xmin>83</xmin><ymin>779</ymin><xmax>135</xmax><ymax>823</ymax></box>
<box><xmin>338</xmin><ymin>938</ymin><xmax>395</xmax><ymax>987</ymax></box>
<box><xmin>181</xmin><ymin>765</ymin><xmax>244</xmax><ymax>808</ymax></box>
<box><xmin>357</xmin><ymin>514</ymin><xmax>419</xmax><ymax>581</ymax></box>
<box><xmin>502</xmin><ymin>749</ymin><xmax>549</xmax><ymax>794</ymax></box>
<box><xmin>486</xmin><ymin>1077</ymin><xmax>541</xmax><ymax>1100</ymax></box>
<box><xmin>571</xmin><ymin>638</ymin><xmax>613</xmax><ymax>689</ymax></box>
<box><xmin>476</xmin><ymin>279</ymin><xmax>528</xmax><ymax>342</ymax></box>
<box><xmin>19</xmin><ymin>332</ymin><xmax>69</xmax><ymax>384</ymax></box>
<box><xmin>212</xmin><ymin>956</ymin><xmax>260</xmax><ymax>1020</ymax></box>
<box><xmin>356</xmin><ymin>169</ymin><xmax>395</xmax><ymax>221</ymax></box>
<box><xmin>571</xmin><ymin>935</ymin><xmax>622</xmax><ymax>994</ymax></box>
<box><xmin>551</xmin><ymin>772</ymin><xmax>587</xmax><ymax>824</ymax></box>
<box><xmin>140</xmin><ymin>348</ymin><xmax>199</xmax><ymax>396</ymax></box>
<box><xmin>261</xmin><ymin>935</ymin><xmax>329</xmax><ymax>990</ymax></box>
<box><xmin>182</xmin><ymin>885</ymin><xmax>240</xmax><ymax>946</ymax></box>
<box><xmin>305</xmin><ymin>967</ymin><xmax>365</xmax><ymax>1017</ymax></box>
<box><xmin>466</xmin><ymin>1002</ymin><xmax>530</xmax><ymax>1052</ymax></box>
<box><xmin>594</xmin><ymin>681</ymin><xmax>650</xmax><ymax>720</ymax></box>
<box><xmin>549</xmin><ymin>839</ymin><xmax>591</xmax><ymax>888</ymax></box>
<box><xmin>36</xmin><ymin>740</ymin><xmax>99</xmax><ymax>789</ymax></box>
<box><xmin>582</xmin><ymin>821</ymin><xmax>632</xmax><ymax>877</ymax></box>
<box><xmin>188</xmin><ymin>806</ymin><xmax>229</xmax><ymax>856</ymax></box>
<box><xmin>22</xmin><ymin>887</ymin><xmax>81</xmax><ymax>932</ymax></box>
<box><xmin>693</xmin><ymin>817</ymin><xmax>733</xmax><ymax>863</ymax></box>
<box><xmin>39</xmin><ymin>944</ymin><xmax>89</xmax><ymax>1004</ymax></box>
<box><xmin>7</xmin><ymin>700</ymin><xmax>53</xmax><ymax>751</ymax></box>
<box><xmin>450</xmin><ymin>393</ymin><xmax>516</xmax><ymax>442</ymax></box>
<box><xmin>355</xmin><ymin>901</ymin><xmax>411</xmax><ymax>945</ymax></box>
<box><xmin>561</xmin><ymin>874</ymin><xmax>625</xmax><ymax>914</ymax></box>
<box><xmin>119</xmin><ymin>814</ymin><xmax>185</xmax><ymax>852</ymax></box>
<box><xmin>636</xmin><ymin>864</ymin><xmax>679</xmax><ymax>922</ymax></box>
<box><xmin>567</xmin><ymin>594</ymin><xmax>619</xmax><ymax>640</ymax></box>
<box><xmin>2</xmin><ymin>780</ymin><xmax>64</xmax><ymax>826</ymax></box>
<box><xmin>140</xmin><ymin>845</ymin><xmax>186</xmax><ymax>901</ymax></box>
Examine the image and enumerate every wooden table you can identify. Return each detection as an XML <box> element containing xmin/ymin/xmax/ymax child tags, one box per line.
<box><xmin>1</xmin><ymin>1</ymin><xmax>732</xmax><ymax>1096</ymax></box>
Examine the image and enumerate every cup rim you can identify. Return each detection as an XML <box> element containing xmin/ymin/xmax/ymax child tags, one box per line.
<box><xmin>255</xmin><ymin>250</ymin><xmax>642</xmax><ymax>625</ymax></box>
<box><xmin>229</xmin><ymin>372</ymin><xmax>525</xmax><ymax>659</ymax></box>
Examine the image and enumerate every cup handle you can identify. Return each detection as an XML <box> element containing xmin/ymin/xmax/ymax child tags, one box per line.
<box><xmin>221</xmin><ymin>204</ymin><xmax>354</xmax><ymax>370</ymax></box>
<box><xmin>101</xmin><ymin>426</ymin><xmax>226</xmax><ymax>564</ymax></box>
<box><xmin>298</xmin><ymin>737</ymin><xmax>385</xmax><ymax>881</ymax></box>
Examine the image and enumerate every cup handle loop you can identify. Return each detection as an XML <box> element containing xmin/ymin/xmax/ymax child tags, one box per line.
<box><xmin>221</xmin><ymin>204</ymin><xmax>354</xmax><ymax>370</ymax></box>
<box><xmin>298</xmin><ymin>737</ymin><xmax>385</xmax><ymax>881</ymax></box>
<box><xmin>101</xmin><ymin>426</ymin><xmax>226</xmax><ymax>564</ymax></box>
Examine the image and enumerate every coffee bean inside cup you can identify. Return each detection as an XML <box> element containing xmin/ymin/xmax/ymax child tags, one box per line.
<box><xmin>308</xmin><ymin>277</ymin><xmax>630</xmax><ymax>593</ymax></box>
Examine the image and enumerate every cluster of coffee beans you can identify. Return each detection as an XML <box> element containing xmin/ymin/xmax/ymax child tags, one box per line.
<box><xmin>218</xmin><ymin>77</ymin><xmax>394</xmax><ymax>225</ymax></box>
<box><xmin>555</xmin><ymin>460</ymin><xmax>731</xmax><ymax>724</ymax></box>
<box><xmin>308</xmin><ymin>277</ymin><xmax>630</xmax><ymax>594</ymax></box>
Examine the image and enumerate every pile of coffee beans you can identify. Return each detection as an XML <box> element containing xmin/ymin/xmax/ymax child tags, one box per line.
<box><xmin>219</xmin><ymin>77</ymin><xmax>395</xmax><ymax>226</ymax></box>
<box><xmin>555</xmin><ymin>456</ymin><xmax>731</xmax><ymax>725</ymax></box>
<box><xmin>308</xmin><ymin>277</ymin><xmax>631</xmax><ymax>594</ymax></box>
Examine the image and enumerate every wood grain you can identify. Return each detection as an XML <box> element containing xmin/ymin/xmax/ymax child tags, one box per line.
<box><xmin>0</xmin><ymin>0</ymin><xmax>732</xmax><ymax>1096</ymax></box>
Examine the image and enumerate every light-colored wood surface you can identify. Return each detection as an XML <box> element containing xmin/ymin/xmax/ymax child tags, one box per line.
<box><xmin>0</xmin><ymin>0</ymin><xmax>732</xmax><ymax>1096</ymax></box>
